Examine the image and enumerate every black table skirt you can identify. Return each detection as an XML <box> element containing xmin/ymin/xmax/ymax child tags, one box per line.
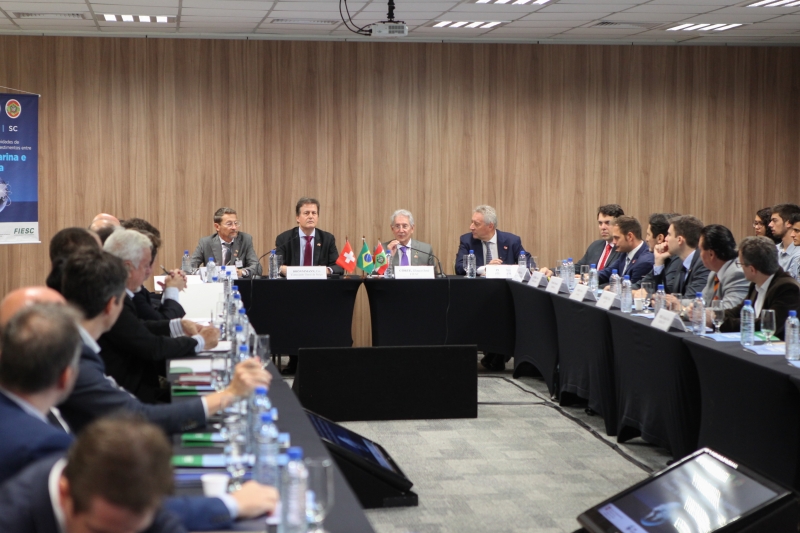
<box><xmin>551</xmin><ymin>294</ymin><xmax>618</xmax><ymax>436</ymax></box>
<box><xmin>507</xmin><ymin>281</ymin><xmax>559</xmax><ymax>396</ymax></box>
<box><xmin>174</xmin><ymin>363</ymin><xmax>375</xmax><ymax>532</ymax></box>
<box><xmin>237</xmin><ymin>279</ymin><xmax>362</xmax><ymax>355</ymax></box>
<box><xmin>607</xmin><ymin>313</ymin><xmax>701</xmax><ymax>460</ymax></box>
<box><xmin>364</xmin><ymin>278</ymin><xmax>515</xmax><ymax>356</ymax></box>
<box><xmin>685</xmin><ymin>337</ymin><xmax>800</xmax><ymax>489</ymax></box>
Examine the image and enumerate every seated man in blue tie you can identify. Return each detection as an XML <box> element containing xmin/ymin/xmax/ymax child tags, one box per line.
<box><xmin>455</xmin><ymin>205</ymin><xmax>524</xmax><ymax>277</ymax></box>
<box><xmin>598</xmin><ymin>216</ymin><xmax>654</xmax><ymax>286</ymax></box>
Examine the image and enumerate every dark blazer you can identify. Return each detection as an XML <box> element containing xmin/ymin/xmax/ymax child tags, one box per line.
<box><xmin>0</xmin><ymin>391</ymin><xmax>73</xmax><ymax>483</ymax></box>
<box><xmin>598</xmin><ymin>243</ymin><xmax>654</xmax><ymax>285</ymax></box>
<box><xmin>275</xmin><ymin>227</ymin><xmax>343</xmax><ymax>275</ymax></box>
<box><xmin>575</xmin><ymin>239</ymin><xmax>622</xmax><ymax>269</ymax></box>
<box><xmin>191</xmin><ymin>232</ymin><xmax>261</xmax><ymax>278</ymax></box>
<box><xmin>721</xmin><ymin>268</ymin><xmax>800</xmax><ymax>340</ymax></box>
<box><xmin>59</xmin><ymin>343</ymin><xmax>206</xmax><ymax>435</ymax></box>
<box><xmin>637</xmin><ymin>255</ymin><xmax>679</xmax><ymax>292</ymax></box>
<box><xmin>672</xmin><ymin>250</ymin><xmax>711</xmax><ymax>297</ymax></box>
<box><xmin>133</xmin><ymin>287</ymin><xmax>185</xmax><ymax>321</ymax></box>
<box><xmin>454</xmin><ymin>230</ymin><xmax>524</xmax><ymax>276</ymax></box>
<box><xmin>0</xmin><ymin>455</ymin><xmax>186</xmax><ymax>533</ymax></box>
<box><xmin>98</xmin><ymin>296</ymin><xmax>198</xmax><ymax>404</ymax></box>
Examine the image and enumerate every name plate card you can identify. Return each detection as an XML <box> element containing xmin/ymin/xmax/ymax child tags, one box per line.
<box><xmin>511</xmin><ymin>268</ymin><xmax>531</xmax><ymax>283</ymax></box>
<box><xmin>651</xmin><ymin>309</ymin><xmax>679</xmax><ymax>332</ymax></box>
<box><xmin>528</xmin><ymin>271</ymin><xmax>544</xmax><ymax>287</ymax></box>
<box><xmin>546</xmin><ymin>277</ymin><xmax>564</xmax><ymax>294</ymax></box>
<box><xmin>569</xmin><ymin>284</ymin><xmax>589</xmax><ymax>301</ymax></box>
<box><xmin>485</xmin><ymin>265</ymin><xmax>518</xmax><ymax>279</ymax></box>
<box><xmin>394</xmin><ymin>266</ymin><xmax>435</xmax><ymax>279</ymax></box>
<box><xmin>596</xmin><ymin>291</ymin><xmax>618</xmax><ymax>310</ymax></box>
<box><xmin>286</xmin><ymin>266</ymin><xmax>328</xmax><ymax>280</ymax></box>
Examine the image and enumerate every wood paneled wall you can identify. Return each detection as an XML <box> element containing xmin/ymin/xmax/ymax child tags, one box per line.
<box><xmin>1</xmin><ymin>37</ymin><xmax>798</xmax><ymax>346</ymax></box>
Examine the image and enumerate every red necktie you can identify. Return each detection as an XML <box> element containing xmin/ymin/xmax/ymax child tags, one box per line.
<box><xmin>303</xmin><ymin>236</ymin><xmax>313</xmax><ymax>266</ymax></box>
<box><xmin>598</xmin><ymin>243</ymin><xmax>612</xmax><ymax>270</ymax></box>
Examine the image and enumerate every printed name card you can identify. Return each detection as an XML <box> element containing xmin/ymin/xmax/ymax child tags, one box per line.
<box><xmin>546</xmin><ymin>276</ymin><xmax>564</xmax><ymax>294</ymax></box>
<box><xmin>511</xmin><ymin>268</ymin><xmax>531</xmax><ymax>283</ymax></box>
<box><xmin>596</xmin><ymin>291</ymin><xmax>618</xmax><ymax>310</ymax></box>
<box><xmin>528</xmin><ymin>271</ymin><xmax>544</xmax><ymax>287</ymax></box>
<box><xmin>485</xmin><ymin>265</ymin><xmax>519</xmax><ymax>279</ymax></box>
<box><xmin>651</xmin><ymin>309</ymin><xmax>679</xmax><ymax>332</ymax></box>
<box><xmin>570</xmin><ymin>284</ymin><xmax>589</xmax><ymax>301</ymax></box>
<box><xmin>394</xmin><ymin>266</ymin><xmax>435</xmax><ymax>279</ymax></box>
<box><xmin>286</xmin><ymin>266</ymin><xmax>328</xmax><ymax>280</ymax></box>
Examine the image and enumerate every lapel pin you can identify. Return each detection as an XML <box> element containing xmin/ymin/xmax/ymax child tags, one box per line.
<box><xmin>503</xmin><ymin>246</ymin><xmax>508</xmax><ymax>250</ymax></box>
<box><xmin>317</xmin><ymin>243</ymin><xmax>321</xmax><ymax>246</ymax></box>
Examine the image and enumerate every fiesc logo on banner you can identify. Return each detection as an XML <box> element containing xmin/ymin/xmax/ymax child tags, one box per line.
<box><xmin>5</xmin><ymin>100</ymin><xmax>21</xmax><ymax>119</ymax></box>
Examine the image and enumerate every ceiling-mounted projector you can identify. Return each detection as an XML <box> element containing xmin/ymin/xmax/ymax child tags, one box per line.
<box><xmin>371</xmin><ymin>22</ymin><xmax>408</xmax><ymax>37</ymax></box>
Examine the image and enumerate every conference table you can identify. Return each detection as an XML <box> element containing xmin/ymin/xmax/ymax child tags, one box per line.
<box><xmin>173</xmin><ymin>361</ymin><xmax>376</xmax><ymax>532</ymax></box>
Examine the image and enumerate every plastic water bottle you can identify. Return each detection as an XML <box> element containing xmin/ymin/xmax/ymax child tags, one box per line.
<box><xmin>269</xmin><ymin>249</ymin><xmax>279</xmax><ymax>279</ymax></box>
<box><xmin>248</xmin><ymin>386</ymin><xmax>272</xmax><ymax>452</ymax></box>
<box><xmin>609</xmin><ymin>269</ymin><xmax>620</xmax><ymax>296</ymax></box>
<box><xmin>785</xmin><ymin>310</ymin><xmax>800</xmax><ymax>362</ymax></box>
<box><xmin>620</xmin><ymin>275</ymin><xmax>632</xmax><ymax>313</ymax></box>
<box><xmin>206</xmin><ymin>256</ymin><xmax>217</xmax><ymax>283</ymax></box>
<box><xmin>384</xmin><ymin>251</ymin><xmax>394</xmax><ymax>279</ymax></box>
<box><xmin>691</xmin><ymin>292</ymin><xmax>705</xmax><ymax>335</ymax></box>
<box><xmin>518</xmin><ymin>252</ymin><xmax>527</xmax><ymax>279</ymax></box>
<box><xmin>588</xmin><ymin>264</ymin><xmax>598</xmax><ymax>295</ymax></box>
<box><xmin>466</xmin><ymin>250</ymin><xmax>477</xmax><ymax>279</ymax></box>
<box><xmin>566</xmin><ymin>258</ymin><xmax>575</xmax><ymax>291</ymax></box>
<box><xmin>280</xmin><ymin>447</ymin><xmax>308</xmax><ymax>533</ymax></box>
<box><xmin>237</xmin><ymin>343</ymin><xmax>249</xmax><ymax>364</ymax></box>
<box><xmin>653</xmin><ymin>284</ymin><xmax>666</xmax><ymax>314</ymax></box>
<box><xmin>740</xmin><ymin>300</ymin><xmax>755</xmax><ymax>346</ymax></box>
<box><xmin>181</xmin><ymin>250</ymin><xmax>191</xmax><ymax>274</ymax></box>
<box><xmin>254</xmin><ymin>412</ymin><xmax>279</xmax><ymax>487</ymax></box>
<box><xmin>223</xmin><ymin>270</ymin><xmax>233</xmax><ymax>300</ymax></box>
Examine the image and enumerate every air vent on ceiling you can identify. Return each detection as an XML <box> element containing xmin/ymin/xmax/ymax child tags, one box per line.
<box><xmin>14</xmin><ymin>12</ymin><xmax>89</xmax><ymax>20</ymax></box>
<box><xmin>591</xmin><ymin>21</ymin><xmax>661</xmax><ymax>30</ymax></box>
<box><xmin>271</xmin><ymin>19</ymin><xmax>339</xmax><ymax>25</ymax></box>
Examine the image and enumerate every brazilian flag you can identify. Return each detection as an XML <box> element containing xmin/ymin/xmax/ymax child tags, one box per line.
<box><xmin>357</xmin><ymin>238</ymin><xmax>374</xmax><ymax>274</ymax></box>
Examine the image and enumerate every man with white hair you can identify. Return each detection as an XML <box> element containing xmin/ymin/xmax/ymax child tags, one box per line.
<box><xmin>455</xmin><ymin>205</ymin><xmax>524</xmax><ymax>277</ymax></box>
<box><xmin>101</xmin><ymin>229</ymin><xmax>219</xmax><ymax>403</ymax></box>
<box><xmin>385</xmin><ymin>209</ymin><xmax>436</xmax><ymax>271</ymax></box>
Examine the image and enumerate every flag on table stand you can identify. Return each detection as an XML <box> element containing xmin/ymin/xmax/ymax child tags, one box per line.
<box><xmin>374</xmin><ymin>242</ymin><xmax>388</xmax><ymax>275</ymax></box>
<box><xmin>357</xmin><ymin>237</ymin><xmax>374</xmax><ymax>275</ymax></box>
<box><xmin>336</xmin><ymin>238</ymin><xmax>357</xmax><ymax>274</ymax></box>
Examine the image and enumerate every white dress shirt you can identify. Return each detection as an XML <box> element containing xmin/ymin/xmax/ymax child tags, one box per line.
<box><xmin>622</xmin><ymin>241</ymin><xmax>645</xmax><ymax>276</ymax></box>
<box><xmin>126</xmin><ymin>289</ymin><xmax>205</xmax><ymax>352</ymax></box>
<box><xmin>754</xmin><ymin>273</ymin><xmax>776</xmax><ymax>317</ymax></box>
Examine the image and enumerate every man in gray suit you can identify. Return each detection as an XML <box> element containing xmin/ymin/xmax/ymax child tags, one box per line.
<box><xmin>191</xmin><ymin>207</ymin><xmax>261</xmax><ymax>278</ymax></box>
<box><xmin>386</xmin><ymin>209</ymin><xmax>437</xmax><ymax>272</ymax></box>
<box><xmin>698</xmin><ymin>224</ymin><xmax>749</xmax><ymax>314</ymax></box>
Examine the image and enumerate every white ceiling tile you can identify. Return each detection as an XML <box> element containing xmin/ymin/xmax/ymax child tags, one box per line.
<box><xmin>181</xmin><ymin>0</ymin><xmax>272</xmax><ymax>8</ymax></box>
<box><xmin>180</xmin><ymin>7</ymin><xmax>267</xmax><ymax>16</ymax></box>
<box><xmin>0</xmin><ymin>3</ymin><xmax>89</xmax><ymax>12</ymax></box>
<box><xmin>518</xmin><ymin>11</ymin><xmax>606</xmax><ymax>20</ymax></box>
<box><xmin>359</xmin><ymin>2</ymin><xmax>455</xmax><ymax>11</ymax></box>
<box><xmin>538</xmin><ymin>3</ymin><xmax>633</xmax><ymax>13</ymax></box>
<box><xmin>15</xmin><ymin>18</ymin><xmax>96</xmax><ymax>26</ymax></box>
<box><xmin>601</xmin><ymin>12</ymin><xmax>694</xmax><ymax>22</ymax></box>
<box><xmin>89</xmin><ymin>0</ymin><xmax>179</xmax><ymax>5</ymax></box>
<box><xmin>620</xmin><ymin>4</ymin><xmax>721</xmax><ymax>14</ymax></box>
<box><xmin>688</xmin><ymin>13</ymin><xmax>782</xmax><ymax>22</ymax></box>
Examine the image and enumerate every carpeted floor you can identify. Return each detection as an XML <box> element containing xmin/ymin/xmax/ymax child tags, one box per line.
<box><xmin>328</xmin><ymin>360</ymin><xmax>672</xmax><ymax>533</ymax></box>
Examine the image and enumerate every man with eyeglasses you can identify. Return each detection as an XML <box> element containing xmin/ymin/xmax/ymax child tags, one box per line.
<box><xmin>385</xmin><ymin>209</ymin><xmax>436</xmax><ymax>271</ymax></box>
<box><xmin>191</xmin><ymin>207</ymin><xmax>261</xmax><ymax>279</ymax></box>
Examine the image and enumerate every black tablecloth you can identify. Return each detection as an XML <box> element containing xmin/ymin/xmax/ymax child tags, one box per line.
<box><xmin>507</xmin><ymin>281</ymin><xmax>559</xmax><ymax>396</ymax></box>
<box><xmin>607</xmin><ymin>312</ymin><xmax>701</xmax><ymax>460</ymax></box>
<box><xmin>364</xmin><ymin>278</ymin><xmax>515</xmax><ymax>356</ymax></box>
<box><xmin>551</xmin><ymin>294</ymin><xmax>618</xmax><ymax>436</ymax></box>
<box><xmin>174</xmin><ymin>363</ymin><xmax>375</xmax><ymax>532</ymax></box>
<box><xmin>684</xmin><ymin>337</ymin><xmax>800</xmax><ymax>489</ymax></box>
<box><xmin>237</xmin><ymin>279</ymin><xmax>362</xmax><ymax>355</ymax></box>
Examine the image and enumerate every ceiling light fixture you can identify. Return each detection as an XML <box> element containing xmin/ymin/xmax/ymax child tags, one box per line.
<box><xmin>666</xmin><ymin>22</ymin><xmax>742</xmax><ymax>31</ymax></box>
<box><xmin>747</xmin><ymin>0</ymin><xmax>800</xmax><ymax>5</ymax></box>
<box><xmin>101</xmin><ymin>14</ymin><xmax>175</xmax><ymax>23</ymax></box>
<box><xmin>432</xmin><ymin>20</ymin><xmax>505</xmax><ymax>28</ymax></box>
<box><xmin>474</xmin><ymin>0</ymin><xmax>550</xmax><ymax>5</ymax></box>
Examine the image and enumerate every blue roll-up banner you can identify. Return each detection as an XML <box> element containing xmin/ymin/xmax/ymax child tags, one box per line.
<box><xmin>0</xmin><ymin>94</ymin><xmax>39</xmax><ymax>244</ymax></box>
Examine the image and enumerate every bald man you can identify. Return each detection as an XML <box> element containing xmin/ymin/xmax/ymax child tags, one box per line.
<box><xmin>89</xmin><ymin>213</ymin><xmax>121</xmax><ymax>244</ymax></box>
<box><xmin>0</xmin><ymin>286</ymin><xmax>65</xmax><ymax>327</ymax></box>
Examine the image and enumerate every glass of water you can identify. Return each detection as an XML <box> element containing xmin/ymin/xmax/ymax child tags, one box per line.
<box><xmin>210</xmin><ymin>353</ymin><xmax>229</xmax><ymax>392</ymax></box>
<box><xmin>221</xmin><ymin>415</ymin><xmax>247</xmax><ymax>491</ymax></box>
<box><xmin>760</xmin><ymin>309</ymin><xmax>776</xmax><ymax>345</ymax></box>
<box><xmin>641</xmin><ymin>282</ymin><xmax>654</xmax><ymax>307</ymax></box>
<box><xmin>711</xmin><ymin>300</ymin><xmax>725</xmax><ymax>334</ymax></box>
<box><xmin>580</xmin><ymin>265</ymin><xmax>590</xmax><ymax>285</ymax></box>
<box><xmin>529</xmin><ymin>256</ymin><xmax>539</xmax><ymax>273</ymax></box>
<box><xmin>254</xmin><ymin>334</ymin><xmax>270</xmax><ymax>368</ymax></box>
<box><xmin>305</xmin><ymin>458</ymin><xmax>334</xmax><ymax>533</ymax></box>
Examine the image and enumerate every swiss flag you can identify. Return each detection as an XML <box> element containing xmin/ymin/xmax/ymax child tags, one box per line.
<box><xmin>336</xmin><ymin>239</ymin><xmax>357</xmax><ymax>273</ymax></box>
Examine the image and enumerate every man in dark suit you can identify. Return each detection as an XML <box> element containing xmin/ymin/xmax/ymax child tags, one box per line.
<box><xmin>652</xmin><ymin>216</ymin><xmax>711</xmax><ymax>302</ymax></box>
<box><xmin>575</xmin><ymin>204</ymin><xmax>625</xmax><ymax>270</ymax></box>
<box><xmin>191</xmin><ymin>207</ymin><xmax>262</xmax><ymax>279</ymax></box>
<box><xmin>455</xmin><ymin>205</ymin><xmax>525</xmax><ymax>276</ymax></box>
<box><xmin>0</xmin><ymin>302</ymin><xmax>79</xmax><ymax>482</ymax></box>
<box><xmin>722</xmin><ymin>236</ymin><xmax>800</xmax><ymax>340</ymax></box>
<box><xmin>598</xmin><ymin>216</ymin><xmax>654</xmax><ymax>286</ymax></box>
<box><xmin>634</xmin><ymin>212</ymin><xmax>679</xmax><ymax>291</ymax></box>
<box><xmin>275</xmin><ymin>197</ymin><xmax>343</xmax><ymax>276</ymax></box>
<box><xmin>102</xmin><ymin>229</ymin><xmax>219</xmax><ymax>403</ymax></box>
<box><xmin>0</xmin><ymin>418</ymin><xmax>186</xmax><ymax>533</ymax></box>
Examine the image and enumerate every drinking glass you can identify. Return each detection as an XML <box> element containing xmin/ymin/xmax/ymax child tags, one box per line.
<box><xmin>580</xmin><ymin>265</ymin><xmax>590</xmax><ymax>285</ymax></box>
<box><xmin>254</xmin><ymin>334</ymin><xmax>270</xmax><ymax>368</ymax></box>
<box><xmin>711</xmin><ymin>300</ymin><xmax>725</xmax><ymax>334</ymax></box>
<box><xmin>305</xmin><ymin>458</ymin><xmax>334</xmax><ymax>533</ymax></box>
<box><xmin>529</xmin><ymin>256</ymin><xmax>539</xmax><ymax>273</ymax></box>
<box><xmin>641</xmin><ymin>282</ymin><xmax>654</xmax><ymax>307</ymax></box>
<box><xmin>760</xmin><ymin>309</ymin><xmax>776</xmax><ymax>345</ymax></box>
<box><xmin>210</xmin><ymin>353</ymin><xmax>230</xmax><ymax>392</ymax></box>
<box><xmin>668</xmin><ymin>293</ymin><xmax>682</xmax><ymax>313</ymax></box>
<box><xmin>221</xmin><ymin>416</ymin><xmax>247</xmax><ymax>491</ymax></box>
